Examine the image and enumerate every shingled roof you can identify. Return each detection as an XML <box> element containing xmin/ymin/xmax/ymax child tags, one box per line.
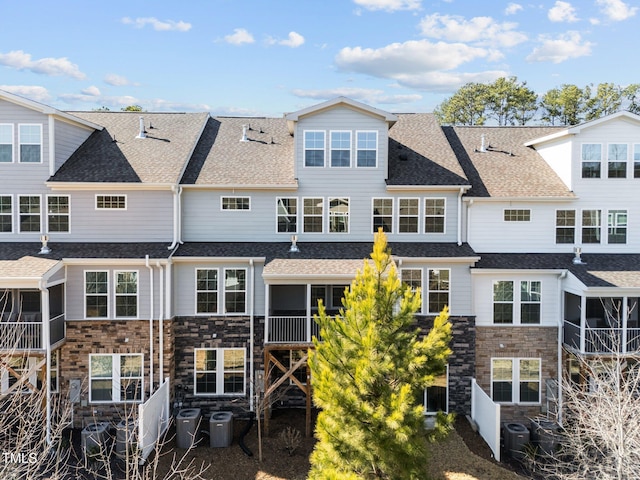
<box><xmin>181</xmin><ymin>116</ymin><xmax>296</xmax><ymax>186</ymax></box>
<box><xmin>50</xmin><ymin>111</ymin><xmax>209</xmax><ymax>184</ymax></box>
<box><xmin>444</xmin><ymin>125</ymin><xmax>574</xmax><ymax>198</ymax></box>
<box><xmin>387</xmin><ymin>113</ymin><xmax>469</xmax><ymax>186</ymax></box>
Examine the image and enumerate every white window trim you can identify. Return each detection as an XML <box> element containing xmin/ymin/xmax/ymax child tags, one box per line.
<box><xmin>95</xmin><ymin>194</ymin><xmax>127</xmax><ymax>210</ymax></box>
<box><xmin>195</xmin><ymin>268</ymin><xmax>219</xmax><ymax>315</ymax></box>
<box><xmin>607</xmin><ymin>209</ymin><xmax>628</xmax><ymax>244</ymax></box>
<box><xmin>503</xmin><ymin>209</ymin><xmax>531</xmax><ymax>222</ymax></box>
<box><xmin>328</xmin><ymin>197</ymin><xmax>350</xmax><ymax>234</ymax></box>
<box><xmin>492</xmin><ymin>279</ymin><xmax>542</xmax><ymax>325</ymax></box>
<box><xmin>329</xmin><ymin>130</ymin><xmax>352</xmax><ymax>168</ymax></box>
<box><xmin>355</xmin><ymin>130</ymin><xmax>378</xmax><ymax>168</ymax></box>
<box><xmin>424</xmin><ymin>197</ymin><xmax>446</xmax><ymax>235</ymax></box>
<box><xmin>0</xmin><ymin>194</ymin><xmax>13</xmax><ymax>234</ymax></box>
<box><xmin>18</xmin><ymin>194</ymin><xmax>42</xmax><ymax>234</ymax></box>
<box><xmin>581</xmin><ymin>142</ymin><xmax>602</xmax><ymax>178</ymax></box>
<box><xmin>0</xmin><ymin>123</ymin><xmax>14</xmax><ymax>163</ymax></box>
<box><xmin>397</xmin><ymin>197</ymin><xmax>420</xmax><ymax>234</ymax></box>
<box><xmin>491</xmin><ymin>357</ymin><xmax>541</xmax><ymax>405</ymax></box>
<box><xmin>580</xmin><ymin>208</ymin><xmax>602</xmax><ymax>244</ymax></box>
<box><xmin>220</xmin><ymin>196</ymin><xmax>251</xmax><ymax>211</ymax></box>
<box><xmin>427</xmin><ymin>268</ymin><xmax>450</xmax><ymax>315</ymax></box>
<box><xmin>85</xmin><ymin>270</ymin><xmax>110</xmax><ymax>319</ymax></box>
<box><xmin>193</xmin><ymin>347</ymin><xmax>246</xmax><ymax>396</ymax></box>
<box><xmin>223</xmin><ymin>268</ymin><xmax>247</xmax><ymax>315</ymax></box>
<box><xmin>114</xmin><ymin>270</ymin><xmax>139</xmax><ymax>319</ymax></box>
<box><xmin>401</xmin><ymin>268</ymin><xmax>423</xmax><ymax>314</ymax></box>
<box><xmin>302</xmin><ymin>197</ymin><xmax>324</xmax><ymax>234</ymax></box>
<box><xmin>555</xmin><ymin>209</ymin><xmax>576</xmax><ymax>244</ymax></box>
<box><xmin>424</xmin><ymin>365</ymin><xmax>449</xmax><ymax>415</ymax></box>
<box><xmin>18</xmin><ymin>124</ymin><xmax>42</xmax><ymax>164</ymax></box>
<box><xmin>276</xmin><ymin>197</ymin><xmax>298</xmax><ymax>234</ymax></box>
<box><xmin>46</xmin><ymin>194</ymin><xmax>70</xmax><ymax>234</ymax></box>
<box><xmin>633</xmin><ymin>144</ymin><xmax>640</xmax><ymax>177</ymax></box>
<box><xmin>372</xmin><ymin>198</ymin><xmax>393</xmax><ymax>234</ymax></box>
<box><xmin>303</xmin><ymin>130</ymin><xmax>326</xmax><ymax>168</ymax></box>
<box><xmin>606</xmin><ymin>143</ymin><xmax>628</xmax><ymax>178</ymax></box>
<box><xmin>89</xmin><ymin>353</ymin><xmax>144</xmax><ymax>404</ymax></box>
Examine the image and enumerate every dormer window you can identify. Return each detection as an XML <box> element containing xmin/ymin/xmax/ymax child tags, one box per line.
<box><xmin>304</xmin><ymin>131</ymin><xmax>325</xmax><ymax>167</ymax></box>
<box><xmin>356</xmin><ymin>131</ymin><xmax>377</xmax><ymax>167</ymax></box>
<box><xmin>330</xmin><ymin>131</ymin><xmax>351</xmax><ymax>167</ymax></box>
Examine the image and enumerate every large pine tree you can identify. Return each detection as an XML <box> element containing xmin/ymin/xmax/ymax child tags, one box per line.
<box><xmin>308</xmin><ymin>230</ymin><xmax>452</xmax><ymax>479</ymax></box>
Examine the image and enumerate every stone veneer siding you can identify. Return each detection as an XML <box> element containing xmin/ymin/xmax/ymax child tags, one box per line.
<box><xmin>173</xmin><ymin>315</ymin><xmax>261</xmax><ymax>416</ymax></box>
<box><xmin>417</xmin><ymin>315</ymin><xmax>475</xmax><ymax>416</ymax></box>
<box><xmin>60</xmin><ymin>319</ymin><xmax>174</xmax><ymax>427</ymax></box>
<box><xmin>475</xmin><ymin>326</ymin><xmax>559</xmax><ymax>422</ymax></box>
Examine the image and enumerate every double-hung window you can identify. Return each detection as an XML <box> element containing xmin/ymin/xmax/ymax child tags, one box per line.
<box><xmin>329</xmin><ymin>198</ymin><xmax>349</xmax><ymax>233</ymax></box>
<box><xmin>608</xmin><ymin>209</ymin><xmax>627</xmax><ymax>244</ymax></box>
<box><xmin>491</xmin><ymin>358</ymin><xmax>541</xmax><ymax>404</ymax></box>
<box><xmin>581</xmin><ymin>143</ymin><xmax>601</xmax><ymax>178</ymax></box>
<box><xmin>425</xmin><ymin>198</ymin><xmax>445</xmax><ymax>233</ymax></box>
<box><xmin>276</xmin><ymin>198</ymin><xmax>297</xmax><ymax>233</ymax></box>
<box><xmin>19</xmin><ymin>195</ymin><xmax>40</xmax><ymax>232</ymax></box>
<box><xmin>0</xmin><ymin>124</ymin><xmax>13</xmax><ymax>162</ymax></box>
<box><xmin>356</xmin><ymin>131</ymin><xmax>377</xmax><ymax>167</ymax></box>
<box><xmin>304</xmin><ymin>131</ymin><xmax>325</xmax><ymax>167</ymax></box>
<box><xmin>194</xmin><ymin>348</ymin><xmax>246</xmax><ymax>395</ymax></box>
<box><xmin>372</xmin><ymin>198</ymin><xmax>393</xmax><ymax>233</ymax></box>
<box><xmin>634</xmin><ymin>144</ymin><xmax>640</xmax><ymax>178</ymax></box>
<box><xmin>89</xmin><ymin>354</ymin><xmax>143</xmax><ymax>403</ymax></box>
<box><xmin>608</xmin><ymin>143</ymin><xmax>627</xmax><ymax>178</ymax></box>
<box><xmin>398</xmin><ymin>198</ymin><xmax>419</xmax><ymax>233</ymax></box>
<box><xmin>85</xmin><ymin>271</ymin><xmax>108</xmax><ymax>318</ymax></box>
<box><xmin>224</xmin><ymin>269</ymin><xmax>246</xmax><ymax>313</ymax></box>
<box><xmin>330</xmin><ymin>131</ymin><xmax>351</xmax><ymax>167</ymax></box>
<box><xmin>19</xmin><ymin>124</ymin><xmax>42</xmax><ymax>163</ymax></box>
<box><xmin>555</xmin><ymin>210</ymin><xmax>575</xmax><ymax>244</ymax></box>
<box><xmin>582</xmin><ymin>209</ymin><xmax>601</xmax><ymax>244</ymax></box>
<box><xmin>493</xmin><ymin>281</ymin><xmax>514</xmax><ymax>324</ymax></box>
<box><xmin>428</xmin><ymin>269</ymin><xmax>450</xmax><ymax>314</ymax></box>
<box><xmin>303</xmin><ymin>198</ymin><xmax>323</xmax><ymax>233</ymax></box>
<box><xmin>196</xmin><ymin>269</ymin><xmax>218</xmax><ymax>314</ymax></box>
<box><xmin>520</xmin><ymin>281</ymin><xmax>541</xmax><ymax>324</ymax></box>
<box><xmin>47</xmin><ymin>195</ymin><xmax>69</xmax><ymax>233</ymax></box>
<box><xmin>401</xmin><ymin>269</ymin><xmax>422</xmax><ymax>313</ymax></box>
<box><xmin>0</xmin><ymin>196</ymin><xmax>12</xmax><ymax>233</ymax></box>
<box><xmin>115</xmin><ymin>271</ymin><xmax>138</xmax><ymax>318</ymax></box>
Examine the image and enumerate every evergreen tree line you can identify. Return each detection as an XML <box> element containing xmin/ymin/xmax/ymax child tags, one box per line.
<box><xmin>434</xmin><ymin>77</ymin><xmax>640</xmax><ymax>126</ymax></box>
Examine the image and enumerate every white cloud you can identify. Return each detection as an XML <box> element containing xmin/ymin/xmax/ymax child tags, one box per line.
<box><xmin>526</xmin><ymin>31</ymin><xmax>593</xmax><ymax>63</ymax></box>
<box><xmin>58</xmin><ymin>92</ymin><xmax>211</xmax><ymax>112</ymax></box>
<box><xmin>335</xmin><ymin>39</ymin><xmax>507</xmax><ymax>91</ymax></box>
<box><xmin>291</xmin><ymin>87</ymin><xmax>422</xmax><ymax>105</ymax></box>
<box><xmin>223</xmin><ymin>28</ymin><xmax>255</xmax><ymax>45</ymax></box>
<box><xmin>121</xmin><ymin>17</ymin><xmax>191</xmax><ymax>32</ymax></box>
<box><xmin>104</xmin><ymin>73</ymin><xmax>134</xmax><ymax>86</ymax></box>
<box><xmin>352</xmin><ymin>0</ymin><xmax>421</xmax><ymax>12</ymax></box>
<box><xmin>0</xmin><ymin>85</ymin><xmax>51</xmax><ymax>103</ymax></box>
<box><xmin>419</xmin><ymin>14</ymin><xmax>527</xmax><ymax>47</ymax></box>
<box><xmin>81</xmin><ymin>86</ymin><xmax>101</xmax><ymax>96</ymax></box>
<box><xmin>548</xmin><ymin>1</ymin><xmax>578</xmax><ymax>22</ymax></box>
<box><xmin>505</xmin><ymin>3</ymin><xmax>523</xmax><ymax>15</ymax></box>
<box><xmin>267</xmin><ymin>31</ymin><xmax>305</xmax><ymax>48</ymax></box>
<box><xmin>0</xmin><ymin>50</ymin><xmax>86</xmax><ymax>80</ymax></box>
<box><xmin>596</xmin><ymin>0</ymin><xmax>638</xmax><ymax>21</ymax></box>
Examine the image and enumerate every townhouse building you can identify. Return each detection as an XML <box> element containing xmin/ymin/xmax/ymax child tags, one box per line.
<box><xmin>1</xmin><ymin>89</ymin><xmax>639</xmax><ymax>433</ymax></box>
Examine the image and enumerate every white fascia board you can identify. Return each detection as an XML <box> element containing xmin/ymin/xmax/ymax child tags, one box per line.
<box><xmin>567</xmin><ymin>110</ymin><xmax>640</xmax><ymax>133</ymax></box>
<box><xmin>471</xmin><ymin>269</ymin><xmax>566</xmax><ymax>275</ymax></box>
<box><xmin>182</xmin><ymin>183</ymin><xmax>298</xmax><ymax>191</ymax></box>
<box><xmin>285</xmin><ymin>97</ymin><xmax>398</xmax><ymax>125</ymax></box>
<box><xmin>386</xmin><ymin>184</ymin><xmax>471</xmax><ymax>193</ymax></box>
<box><xmin>395</xmin><ymin>256</ymin><xmax>480</xmax><ymax>264</ymax></box>
<box><xmin>523</xmin><ymin>130</ymin><xmax>570</xmax><ymax>147</ymax></box>
<box><xmin>463</xmin><ymin>196</ymin><xmax>577</xmax><ymax>203</ymax></box>
<box><xmin>63</xmin><ymin>258</ymin><xmax>169</xmax><ymax>266</ymax></box>
<box><xmin>171</xmin><ymin>257</ymin><xmax>266</xmax><ymax>264</ymax></box>
<box><xmin>45</xmin><ymin>182</ymin><xmax>175</xmax><ymax>191</ymax></box>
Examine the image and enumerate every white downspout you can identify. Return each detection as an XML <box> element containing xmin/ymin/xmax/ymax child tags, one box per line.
<box><xmin>40</xmin><ymin>281</ymin><xmax>51</xmax><ymax>445</ymax></box>
<box><xmin>466</xmin><ymin>199</ymin><xmax>474</xmax><ymax>245</ymax></box>
<box><xmin>145</xmin><ymin>255</ymin><xmax>154</xmax><ymax>395</ymax></box>
<box><xmin>557</xmin><ymin>270</ymin><xmax>567</xmax><ymax>424</ymax></box>
<box><xmin>48</xmin><ymin>116</ymin><xmax>55</xmax><ymax>177</ymax></box>
<box><xmin>157</xmin><ymin>261</ymin><xmax>165</xmax><ymax>384</ymax></box>
<box><xmin>249</xmin><ymin>259</ymin><xmax>255</xmax><ymax>411</ymax></box>
<box><xmin>457</xmin><ymin>187</ymin><xmax>464</xmax><ymax>246</ymax></box>
<box><xmin>168</xmin><ymin>186</ymin><xmax>183</xmax><ymax>250</ymax></box>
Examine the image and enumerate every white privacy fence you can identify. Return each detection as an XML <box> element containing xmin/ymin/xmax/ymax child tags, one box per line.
<box><xmin>471</xmin><ymin>377</ymin><xmax>501</xmax><ymax>462</ymax></box>
<box><xmin>138</xmin><ymin>378</ymin><xmax>170</xmax><ymax>463</ymax></box>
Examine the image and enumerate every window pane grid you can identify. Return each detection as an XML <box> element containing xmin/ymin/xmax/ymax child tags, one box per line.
<box><xmin>196</xmin><ymin>269</ymin><xmax>218</xmax><ymax>314</ymax></box>
<box><xmin>356</xmin><ymin>131</ymin><xmax>377</xmax><ymax>167</ymax></box>
<box><xmin>330</xmin><ymin>131</ymin><xmax>351</xmax><ymax>167</ymax></box>
<box><xmin>372</xmin><ymin>198</ymin><xmax>393</xmax><ymax>233</ymax></box>
<box><xmin>425</xmin><ymin>199</ymin><xmax>445</xmax><ymax>233</ymax></box>
<box><xmin>582</xmin><ymin>210</ymin><xmax>601</xmax><ymax>243</ymax></box>
<box><xmin>19</xmin><ymin>195</ymin><xmax>40</xmax><ymax>232</ymax></box>
<box><xmin>96</xmin><ymin>195</ymin><xmax>126</xmax><ymax>209</ymax></box>
<box><xmin>428</xmin><ymin>269</ymin><xmax>450</xmax><ymax>314</ymax></box>
<box><xmin>0</xmin><ymin>196</ymin><xmax>12</xmax><ymax>233</ymax></box>
<box><xmin>19</xmin><ymin>125</ymin><xmax>41</xmax><ymax>163</ymax></box>
<box><xmin>608</xmin><ymin>209</ymin><xmax>627</xmax><ymax>244</ymax></box>
<box><xmin>303</xmin><ymin>198</ymin><xmax>323</xmax><ymax>233</ymax></box>
<box><xmin>398</xmin><ymin>198</ymin><xmax>419</xmax><ymax>233</ymax></box>
<box><xmin>329</xmin><ymin>198</ymin><xmax>349</xmax><ymax>233</ymax></box>
<box><xmin>556</xmin><ymin>210</ymin><xmax>575</xmax><ymax>244</ymax></box>
<box><xmin>277</xmin><ymin>198</ymin><xmax>297</xmax><ymax>233</ymax></box>
<box><xmin>304</xmin><ymin>131</ymin><xmax>325</xmax><ymax>167</ymax></box>
<box><xmin>0</xmin><ymin>124</ymin><xmax>12</xmax><ymax>163</ymax></box>
<box><xmin>222</xmin><ymin>197</ymin><xmax>250</xmax><ymax>210</ymax></box>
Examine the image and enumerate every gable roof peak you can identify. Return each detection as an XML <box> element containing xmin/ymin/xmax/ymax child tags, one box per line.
<box><xmin>284</xmin><ymin>96</ymin><xmax>398</xmax><ymax>129</ymax></box>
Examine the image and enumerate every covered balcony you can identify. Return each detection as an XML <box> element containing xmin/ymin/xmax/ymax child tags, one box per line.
<box><xmin>563</xmin><ymin>293</ymin><xmax>640</xmax><ymax>354</ymax></box>
<box><xmin>265</xmin><ymin>284</ymin><xmax>348</xmax><ymax>344</ymax></box>
<box><xmin>0</xmin><ymin>285</ymin><xmax>65</xmax><ymax>352</ymax></box>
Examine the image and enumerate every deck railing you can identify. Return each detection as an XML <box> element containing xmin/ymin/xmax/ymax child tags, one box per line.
<box><xmin>267</xmin><ymin>316</ymin><xmax>321</xmax><ymax>343</ymax></box>
<box><xmin>0</xmin><ymin>322</ymin><xmax>42</xmax><ymax>350</ymax></box>
<box><xmin>563</xmin><ymin>321</ymin><xmax>640</xmax><ymax>354</ymax></box>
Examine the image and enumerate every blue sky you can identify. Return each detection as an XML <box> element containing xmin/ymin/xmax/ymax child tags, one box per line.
<box><xmin>0</xmin><ymin>0</ymin><xmax>638</xmax><ymax>116</ymax></box>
